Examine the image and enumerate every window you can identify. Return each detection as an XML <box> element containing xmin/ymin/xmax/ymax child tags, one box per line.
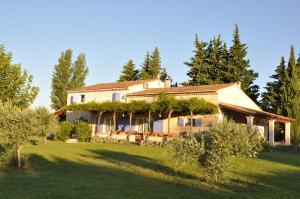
<box><xmin>81</xmin><ymin>95</ymin><xmax>85</xmax><ymax>103</ymax></box>
<box><xmin>185</xmin><ymin>118</ymin><xmax>196</xmax><ymax>126</ymax></box>
<box><xmin>112</xmin><ymin>92</ymin><xmax>121</xmax><ymax>102</ymax></box>
<box><xmin>70</xmin><ymin>96</ymin><xmax>78</xmax><ymax>104</ymax></box>
<box><xmin>143</xmin><ymin>83</ymin><xmax>148</xmax><ymax>89</ymax></box>
<box><xmin>179</xmin><ymin>118</ymin><xmax>202</xmax><ymax>127</ymax></box>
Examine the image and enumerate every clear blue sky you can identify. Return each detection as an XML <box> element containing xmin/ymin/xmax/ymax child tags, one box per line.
<box><xmin>1</xmin><ymin>0</ymin><xmax>299</xmax><ymax>107</ymax></box>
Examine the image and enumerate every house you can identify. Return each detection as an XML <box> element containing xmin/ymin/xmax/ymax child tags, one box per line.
<box><xmin>66</xmin><ymin>78</ymin><xmax>293</xmax><ymax>146</ymax></box>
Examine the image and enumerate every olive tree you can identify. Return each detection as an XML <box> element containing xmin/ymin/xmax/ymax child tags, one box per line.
<box><xmin>0</xmin><ymin>102</ymin><xmax>37</xmax><ymax>168</ymax></box>
<box><xmin>34</xmin><ymin>107</ymin><xmax>59</xmax><ymax>143</ymax></box>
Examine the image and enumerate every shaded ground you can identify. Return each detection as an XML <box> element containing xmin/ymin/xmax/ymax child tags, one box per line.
<box><xmin>0</xmin><ymin>141</ymin><xmax>300</xmax><ymax>199</ymax></box>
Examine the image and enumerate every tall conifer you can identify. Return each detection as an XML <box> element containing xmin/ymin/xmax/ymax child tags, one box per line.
<box><xmin>51</xmin><ymin>49</ymin><xmax>73</xmax><ymax>110</ymax></box>
<box><xmin>70</xmin><ymin>53</ymin><xmax>89</xmax><ymax>88</ymax></box>
<box><xmin>184</xmin><ymin>35</ymin><xmax>211</xmax><ymax>85</ymax></box>
<box><xmin>229</xmin><ymin>24</ymin><xmax>259</xmax><ymax>102</ymax></box>
<box><xmin>118</xmin><ymin>60</ymin><xmax>139</xmax><ymax>82</ymax></box>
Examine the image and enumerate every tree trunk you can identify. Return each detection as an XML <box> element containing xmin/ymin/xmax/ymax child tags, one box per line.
<box><xmin>113</xmin><ymin>111</ymin><xmax>116</xmax><ymax>132</ymax></box>
<box><xmin>168</xmin><ymin>110</ymin><xmax>173</xmax><ymax>135</ymax></box>
<box><xmin>190</xmin><ymin>111</ymin><xmax>193</xmax><ymax>134</ymax></box>
<box><xmin>148</xmin><ymin>111</ymin><xmax>151</xmax><ymax>132</ymax></box>
<box><xmin>97</xmin><ymin>111</ymin><xmax>103</xmax><ymax>133</ymax></box>
<box><xmin>43</xmin><ymin>136</ymin><xmax>47</xmax><ymax>144</ymax></box>
<box><xmin>17</xmin><ymin>145</ymin><xmax>23</xmax><ymax>169</ymax></box>
<box><xmin>129</xmin><ymin>112</ymin><xmax>133</xmax><ymax>134</ymax></box>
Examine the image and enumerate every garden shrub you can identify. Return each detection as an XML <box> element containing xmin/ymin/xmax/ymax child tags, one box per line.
<box><xmin>167</xmin><ymin>135</ymin><xmax>204</xmax><ymax>169</ymax></box>
<box><xmin>168</xmin><ymin>118</ymin><xmax>263</xmax><ymax>184</ymax></box>
<box><xmin>74</xmin><ymin>120</ymin><xmax>92</xmax><ymax>141</ymax></box>
<box><xmin>58</xmin><ymin>121</ymin><xmax>74</xmax><ymax>141</ymax></box>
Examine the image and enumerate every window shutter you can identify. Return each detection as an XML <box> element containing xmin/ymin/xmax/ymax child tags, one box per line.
<box><xmin>195</xmin><ymin>119</ymin><xmax>202</xmax><ymax>127</ymax></box>
<box><xmin>178</xmin><ymin>118</ymin><xmax>184</xmax><ymax>127</ymax></box>
<box><xmin>112</xmin><ymin>93</ymin><xmax>121</xmax><ymax>102</ymax></box>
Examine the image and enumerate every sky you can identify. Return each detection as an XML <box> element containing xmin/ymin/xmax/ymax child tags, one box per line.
<box><xmin>0</xmin><ymin>0</ymin><xmax>299</xmax><ymax>107</ymax></box>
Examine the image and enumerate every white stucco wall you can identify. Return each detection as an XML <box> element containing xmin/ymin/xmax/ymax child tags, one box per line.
<box><xmin>217</xmin><ymin>84</ymin><xmax>261</xmax><ymax>111</ymax></box>
<box><xmin>66</xmin><ymin>79</ymin><xmax>167</xmax><ymax>105</ymax></box>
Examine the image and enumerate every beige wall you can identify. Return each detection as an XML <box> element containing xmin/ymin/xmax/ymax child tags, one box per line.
<box><xmin>217</xmin><ymin>84</ymin><xmax>261</xmax><ymax>111</ymax></box>
<box><xmin>163</xmin><ymin>114</ymin><xmax>218</xmax><ymax>134</ymax></box>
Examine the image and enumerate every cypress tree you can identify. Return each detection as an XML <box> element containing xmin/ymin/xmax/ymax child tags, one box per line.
<box><xmin>70</xmin><ymin>53</ymin><xmax>89</xmax><ymax>88</ymax></box>
<box><xmin>296</xmin><ymin>54</ymin><xmax>300</xmax><ymax>77</ymax></box>
<box><xmin>229</xmin><ymin>24</ymin><xmax>259</xmax><ymax>103</ymax></box>
<box><xmin>184</xmin><ymin>35</ymin><xmax>211</xmax><ymax>85</ymax></box>
<box><xmin>51</xmin><ymin>49</ymin><xmax>73</xmax><ymax>110</ymax></box>
<box><xmin>0</xmin><ymin>44</ymin><xmax>39</xmax><ymax>109</ymax></box>
<box><xmin>118</xmin><ymin>59</ymin><xmax>139</xmax><ymax>82</ymax></box>
<box><xmin>285</xmin><ymin>46</ymin><xmax>298</xmax><ymax>117</ymax></box>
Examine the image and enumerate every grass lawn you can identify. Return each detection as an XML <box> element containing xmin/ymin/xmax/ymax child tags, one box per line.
<box><xmin>0</xmin><ymin>141</ymin><xmax>300</xmax><ymax>199</ymax></box>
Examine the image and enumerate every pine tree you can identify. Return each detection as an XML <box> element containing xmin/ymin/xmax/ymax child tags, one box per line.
<box><xmin>140</xmin><ymin>47</ymin><xmax>170</xmax><ymax>81</ymax></box>
<box><xmin>206</xmin><ymin>35</ymin><xmax>223</xmax><ymax>83</ymax></box>
<box><xmin>70</xmin><ymin>53</ymin><xmax>89</xmax><ymax>88</ymax></box>
<box><xmin>140</xmin><ymin>52</ymin><xmax>152</xmax><ymax>80</ymax></box>
<box><xmin>229</xmin><ymin>24</ymin><xmax>259</xmax><ymax>102</ymax></box>
<box><xmin>261</xmin><ymin>57</ymin><xmax>287</xmax><ymax>114</ymax></box>
<box><xmin>118</xmin><ymin>59</ymin><xmax>139</xmax><ymax>82</ymax></box>
<box><xmin>184</xmin><ymin>35</ymin><xmax>211</xmax><ymax>85</ymax></box>
<box><xmin>219</xmin><ymin>42</ymin><xmax>232</xmax><ymax>83</ymax></box>
<box><xmin>51</xmin><ymin>49</ymin><xmax>73</xmax><ymax>110</ymax></box>
<box><xmin>0</xmin><ymin>44</ymin><xmax>39</xmax><ymax>109</ymax></box>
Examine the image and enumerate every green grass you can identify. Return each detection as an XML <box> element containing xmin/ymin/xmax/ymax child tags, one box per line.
<box><xmin>1</xmin><ymin>141</ymin><xmax>300</xmax><ymax>199</ymax></box>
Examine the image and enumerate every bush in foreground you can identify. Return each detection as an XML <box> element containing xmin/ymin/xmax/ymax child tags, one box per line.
<box><xmin>168</xmin><ymin>118</ymin><xmax>263</xmax><ymax>184</ymax></box>
<box><xmin>74</xmin><ymin>120</ymin><xmax>92</xmax><ymax>141</ymax></box>
<box><xmin>58</xmin><ymin>121</ymin><xmax>74</xmax><ymax>141</ymax></box>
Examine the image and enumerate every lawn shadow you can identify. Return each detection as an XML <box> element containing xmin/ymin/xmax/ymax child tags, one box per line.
<box><xmin>0</xmin><ymin>153</ymin><xmax>230</xmax><ymax>199</ymax></box>
<box><xmin>86</xmin><ymin>149</ymin><xmax>198</xmax><ymax>181</ymax></box>
<box><xmin>258</xmin><ymin>150</ymin><xmax>300</xmax><ymax>167</ymax></box>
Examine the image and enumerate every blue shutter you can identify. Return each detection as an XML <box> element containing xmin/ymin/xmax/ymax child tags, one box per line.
<box><xmin>153</xmin><ymin>119</ymin><xmax>164</xmax><ymax>133</ymax></box>
<box><xmin>112</xmin><ymin>93</ymin><xmax>121</xmax><ymax>102</ymax></box>
<box><xmin>195</xmin><ymin>118</ymin><xmax>202</xmax><ymax>127</ymax></box>
<box><xmin>178</xmin><ymin>118</ymin><xmax>184</xmax><ymax>127</ymax></box>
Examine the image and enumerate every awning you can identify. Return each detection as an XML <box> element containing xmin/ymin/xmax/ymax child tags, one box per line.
<box><xmin>219</xmin><ymin>103</ymin><xmax>294</xmax><ymax>123</ymax></box>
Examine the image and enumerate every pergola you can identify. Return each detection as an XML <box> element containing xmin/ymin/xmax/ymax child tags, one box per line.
<box><xmin>219</xmin><ymin>103</ymin><xmax>294</xmax><ymax>146</ymax></box>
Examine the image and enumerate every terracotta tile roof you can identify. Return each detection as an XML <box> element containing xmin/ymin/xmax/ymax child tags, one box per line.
<box><xmin>127</xmin><ymin>82</ymin><xmax>237</xmax><ymax>96</ymax></box>
<box><xmin>67</xmin><ymin>79</ymin><xmax>156</xmax><ymax>92</ymax></box>
<box><xmin>219</xmin><ymin>102</ymin><xmax>294</xmax><ymax>122</ymax></box>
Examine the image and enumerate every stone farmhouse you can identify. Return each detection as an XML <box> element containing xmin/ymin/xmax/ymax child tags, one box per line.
<box><xmin>66</xmin><ymin>78</ymin><xmax>293</xmax><ymax>145</ymax></box>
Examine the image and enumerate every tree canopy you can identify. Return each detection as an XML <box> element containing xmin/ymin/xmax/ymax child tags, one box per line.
<box><xmin>118</xmin><ymin>59</ymin><xmax>139</xmax><ymax>82</ymax></box>
<box><xmin>51</xmin><ymin>49</ymin><xmax>89</xmax><ymax>110</ymax></box>
<box><xmin>184</xmin><ymin>25</ymin><xmax>259</xmax><ymax>103</ymax></box>
<box><xmin>0</xmin><ymin>44</ymin><xmax>39</xmax><ymax>109</ymax></box>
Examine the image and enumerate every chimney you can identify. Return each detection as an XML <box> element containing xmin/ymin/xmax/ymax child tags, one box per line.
<box><xmin>164</xmin><ymin>77</ymin><xmax>171</xmax><ymax>88</ymax></box>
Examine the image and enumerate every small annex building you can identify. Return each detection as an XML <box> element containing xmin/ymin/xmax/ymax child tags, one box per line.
<box><xmin>65</xmin><ymin>78</ymin><xmax>293</xmax><ymax>145</ymax></box>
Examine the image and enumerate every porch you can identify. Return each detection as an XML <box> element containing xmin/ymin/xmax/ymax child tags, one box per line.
<box><xmin>219</xmin><ymin>103</ymin><xmax>294</xmax><ymax>146</ymax></box>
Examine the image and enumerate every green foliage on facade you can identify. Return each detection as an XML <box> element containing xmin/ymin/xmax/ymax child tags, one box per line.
<box><xmin>65</xmin><ymin>95</ymin><xmax>218</xmax><ymax>116</ymax></box>
<box><xmin>0</xmin><ymin>44</ymin><xmax>39</xmax><ymax>109</ymax></box>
